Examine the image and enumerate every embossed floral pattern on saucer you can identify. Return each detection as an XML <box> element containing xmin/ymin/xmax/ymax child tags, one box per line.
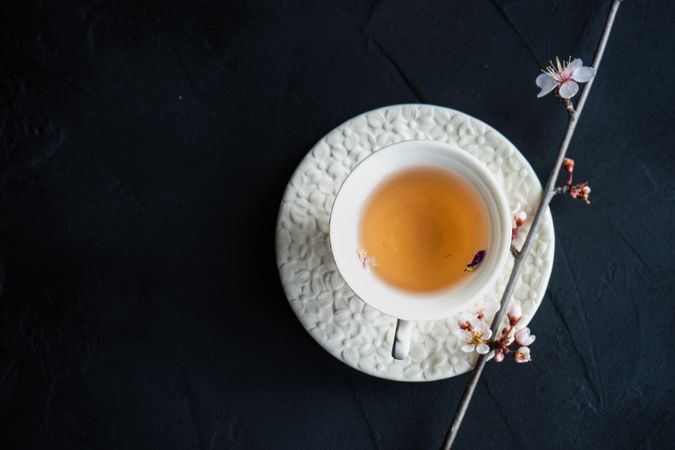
<box><xmin>276</xmin><ymin>104</ymin><xmax>554</xmax><ymax>382</ymax></box>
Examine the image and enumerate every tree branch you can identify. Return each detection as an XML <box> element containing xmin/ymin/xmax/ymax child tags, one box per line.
<box><xmin>439</xmin><ymin>1</ymin><xmax>623</xmax><ymax>448</ymax></box>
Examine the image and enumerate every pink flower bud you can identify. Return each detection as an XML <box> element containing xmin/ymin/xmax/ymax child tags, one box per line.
<box><xmin>458</xmin><ymin>320</ymin><xmax>472</xmax><ymax>331</ymax></box>
<box><xmin>515</xmin><ymin>327</ymin><xmax>536</xmax><ymax>346</ymax></box>
<box><xmin>582</xmin><ymin>186</ymin><xmax>591</xmax><ymax>195</ymax></box>
<box><xmin>507</xmin><ymin>300</ymin><xmax>522</xmax><ymax>326</ymax></box>
<box><xmin>562</xmin><ymin>158</ymin><xmax>575</xmax><ymax>185</ymax></box>
<box><xmin>563</xmin><ymin>158</ymin><xmax>575</xmax><ymax>173</ymax></box>
<box><xmin>494</xmin><ymin>349</ymin><xmax>505</xmax><ymax>363</ymax></box>
<box><xmin>514</xmin><ymin>210</ymin><xmax>527</xmax><ymax>226</ymax></box>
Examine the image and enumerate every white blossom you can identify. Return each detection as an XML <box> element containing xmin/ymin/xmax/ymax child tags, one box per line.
<box><xmin>536</xmin><ymin>57</ymin><xmax>595</xmax><ymax>99</ymax></box>
<box><xmin>456</xmin><ymin>319</ymin><xmax>492</xmax><ymax>355</ymax></box>
<box><xmin>514</xmin><ymin>346</ymin><xmax>532</xmax><ymax>363</ymax></box>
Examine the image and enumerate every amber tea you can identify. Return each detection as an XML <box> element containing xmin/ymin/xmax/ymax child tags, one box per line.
<box><xmin>359</xmin><ymin>167</ymin><xmax>489</xmax><ymax>292</ymax></box>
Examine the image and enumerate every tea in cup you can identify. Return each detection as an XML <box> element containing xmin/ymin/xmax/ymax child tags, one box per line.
<box><xmin>330</xmin><ymin>140</ymin><xmax>511</xmax><ymax>359</ymax></box>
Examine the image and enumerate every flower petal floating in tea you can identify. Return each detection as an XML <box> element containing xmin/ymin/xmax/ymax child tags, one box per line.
<box><xmin>464</xmin><ymin>250</ymin><xmax>486</xmax><ymax>272</ymax></box>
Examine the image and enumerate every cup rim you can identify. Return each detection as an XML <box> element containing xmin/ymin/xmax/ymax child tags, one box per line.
<box><xmin>329</xmin><ymin>140</ymin><xmax>511</xmax><ymax>321</ymax></box>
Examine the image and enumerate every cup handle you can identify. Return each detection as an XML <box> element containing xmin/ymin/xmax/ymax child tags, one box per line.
<box><xmin>392</xmin><ymin>319</ymin><xmax>413</xmax><ymax>360</ymax></box>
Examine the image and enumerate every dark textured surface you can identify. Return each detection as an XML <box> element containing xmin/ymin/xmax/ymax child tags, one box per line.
<box><xmin>0</xmin><ymin>1</ymin><xmax>673</xmax><ymax>449</ymax></box>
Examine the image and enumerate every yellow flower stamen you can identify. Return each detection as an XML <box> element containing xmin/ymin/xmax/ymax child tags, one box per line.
<box><xmin>469</xmin><ymin>330</ymin><xmax>485</xmax><ymax>345</ymax></box>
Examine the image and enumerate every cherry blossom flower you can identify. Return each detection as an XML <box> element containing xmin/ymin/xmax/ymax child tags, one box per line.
<box><xmin>536</xmin><ymin>57</ymin><xmax>595</xmax><ymax>99</ymax></box>
<box><xmin>514</xmin><ymin>346</ymin><xmax>532</xmax><ymax>363</ymax></box>
<box><xmin>514</xmin><ymin>327</ymin><xmax>536</xmax><ymax>346</ymax></box>
<box><xmin>456</xmin><ymin>320</ymin><xmax>492</xmax><ymax>354</ymax></box>
<box><xmin>454</xmin><ymin>300</ymin><xmax>535</xmax><ymax>364</ymax></box>
<box><xmin>569</xmin><ymin>182</ymin><xmax>592</xmax><ymax>204</ymax></box>
<box><xmin>555</xmin><ymin>158</ymin><xmax>592</xmax><ymax>204</ymax></box>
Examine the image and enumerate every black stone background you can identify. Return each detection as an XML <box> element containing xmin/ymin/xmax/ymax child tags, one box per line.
<box><xmin>0</xmin><ymin>1</ymin><xmax>673</xmax><ymax>449</ymax></box>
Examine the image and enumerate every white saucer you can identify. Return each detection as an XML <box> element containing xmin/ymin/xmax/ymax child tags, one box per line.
<box><xmin>275</xmin><ymin>104</ymin><xmax>554</xmax><ymax>381</ymax></box>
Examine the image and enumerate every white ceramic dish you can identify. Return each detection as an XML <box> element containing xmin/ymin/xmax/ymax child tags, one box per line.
<box><xmin>275</xmin><ymin>104</ymin><xmax>555</xmax><ymax>381</ymax></box>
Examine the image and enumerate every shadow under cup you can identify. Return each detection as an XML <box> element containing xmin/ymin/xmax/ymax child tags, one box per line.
<box><xmin>329</xmin><ymin>140</ymin><xmax>511</xmax><ymax>359</ymax></box>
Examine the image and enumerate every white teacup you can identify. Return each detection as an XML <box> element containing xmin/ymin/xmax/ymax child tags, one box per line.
<box><xmin>329</xmin><ymin>140</ymin><xmax>511</xmax><ymax>360</ymax></box>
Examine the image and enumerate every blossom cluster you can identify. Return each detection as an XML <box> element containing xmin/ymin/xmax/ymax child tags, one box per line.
<box><xmin>556</xmin><ymin>158</ymin><xmax>592</xmax><ymax>204</ymax></box>
<box><xmin>456</xmin><ymin>300</ymin><xmax>535</xmax><ymax>363</ymax></box>
<box><xmin>493</xmin><ymin>300</ymin><xmax>536</xmax><ymax>363</ymax></box>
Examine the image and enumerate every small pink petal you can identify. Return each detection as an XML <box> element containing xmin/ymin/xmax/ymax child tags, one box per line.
<box><xmin>476</xmin><ymin>343</ymin><xmax>490</xmax><ymax>354</ymax></box>
<box><xmin>471</xmin><ymin>318</ymin><xmax>488</xmax><ymax>333</ymax></box>
<box><xmin>558</xmin><ymin>80</ymin><xmax>579</xmax><ymax>98</ymax></box>
<box><xmin>494</xmin><ymin>351</ymin><xmax>505</xmax><ymax>363</ymax></box>
<box><xmin>572</xmin><ymin>66</ymin><xmax>595</xmax><ymax>83</ymax></box>
<box><xmin>536</xmin><ymin>74</ymin><xmax>558</xmax><ymax>98</ymax></box>
<box><xmin>515</xmin><ymin>327</ymin><xmax>528</xmax><ymax>339</ymax></box>
<box><xmin>454</xmin><ymin>329</ymin><xmax>468</xmax><ymax>338</ymax></box>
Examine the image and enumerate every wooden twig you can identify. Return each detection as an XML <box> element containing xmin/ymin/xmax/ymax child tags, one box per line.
<box><xmin>439</xmin><ymin>1</ymin><xmax>623</xmax><ymax>448</ymax></box>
